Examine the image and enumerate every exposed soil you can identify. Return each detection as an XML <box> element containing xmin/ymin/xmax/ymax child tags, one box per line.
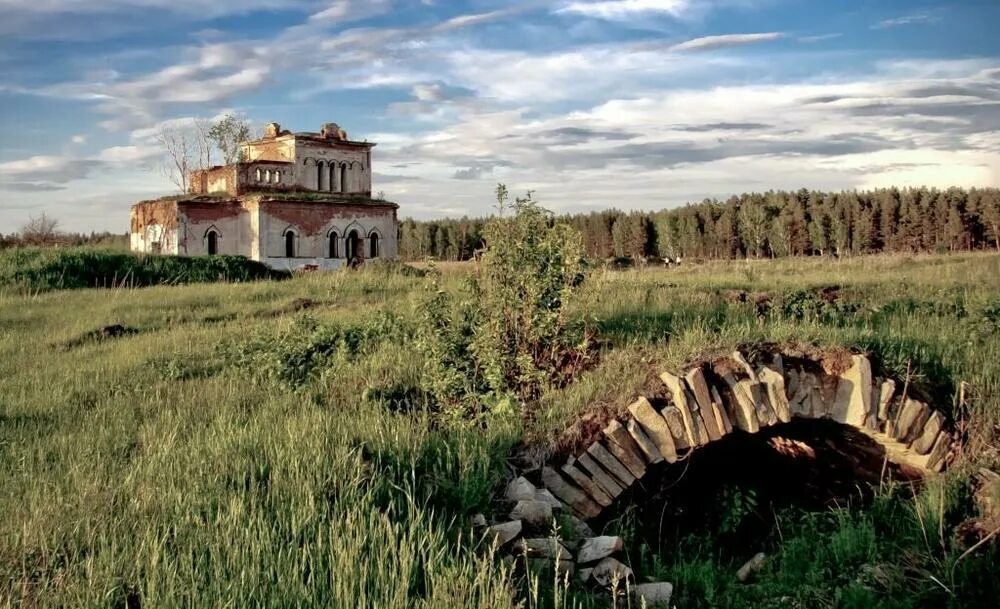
<box><xmin>58</xmin><ymin>324</ymin><xmax>140</xmax><ymax>350</ymax></box>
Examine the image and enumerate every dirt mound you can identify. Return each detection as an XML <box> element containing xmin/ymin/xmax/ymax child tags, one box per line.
<box><xmin>58</xmin><ymin>324</ymin><xmax>140</xmax><ymax>350</ymax></box>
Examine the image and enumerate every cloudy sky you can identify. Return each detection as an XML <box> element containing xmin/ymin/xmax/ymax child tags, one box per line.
<box><xmin>1</xmin><ymin>0</ymin><xmax>998</xmax><ymax>232</ymax></box>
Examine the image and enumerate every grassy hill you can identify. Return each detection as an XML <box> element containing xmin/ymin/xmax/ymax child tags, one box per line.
<box><xmin>1</xmin><ymin>253</ymin><xmax>998</xmax><ymax>608</ymax></box>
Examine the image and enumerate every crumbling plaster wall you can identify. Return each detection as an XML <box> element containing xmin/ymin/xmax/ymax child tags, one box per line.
<box><xmin>177</xmin><ymin>201</ymin><xmax>252</xmax><ymax>256</ymax></box>
<box><xmin>258</xmin><ymin>201</ymin><xmax>397</xmax><ymax>269</ymax></box>
<box><xmin>293</xmin><ymin>142</ymin><xmax>371</xmax><ymax>194</ymax></box>
<box><xmin>130</xmin><ymin>200</ymin><xmax>180</xmax><ymax>254</ymax></box>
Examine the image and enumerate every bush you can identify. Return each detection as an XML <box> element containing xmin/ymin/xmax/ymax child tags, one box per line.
<box><xmin>0</xmin><ymin>248</ymin><xmax>287</xmax><ymax>292</ymax></box>
<box><xmin>417</xmin><ymin>187</ymin><xmax>591</xmax><ymax>415</ymax></box>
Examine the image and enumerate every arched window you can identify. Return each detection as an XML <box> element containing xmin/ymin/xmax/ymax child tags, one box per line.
<box><xmin>265</xmin><ymin>169</ymin><xmax>272</xmax><ymax>183</ymax></box>
<box><xmin>341</xmin><ymin>163</ymin><xmax>350</xmax><ymax>193</ymax></box>
<box><xmin>255</xmin><ymin>168</ymin><xmax>262</xmax><ymax>181</ymax></box>
<box><xmin>274</xmin><ymin>170</ymin><xmax>281</xmax><ymax>184</ymax></box>
<box><xmin>206</xmin><ymin>229</ymin><xmax>219</xmax><ymax>255</ymax></box>
<box><xmin>285</xmin><ymin>230</ymin><xmax>296</xmax><ymax>258</ymax></box>
<box><xmin>328</xmin><ymin>231</ymin><xmax>339</xmax><ymax>258</ymax></box>
<box><xmin>369</xmin><ymin>231</ymin><xmax>379</xmax><ymax>258</ymax></box>
<box><xmin>316</xmin><ymin>161</ymin><xmax>324</xmax><ymax>190</ymax></box>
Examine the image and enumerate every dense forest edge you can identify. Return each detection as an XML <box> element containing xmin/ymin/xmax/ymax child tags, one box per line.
<box><xmin>399</xmin><ymin>187</ymin><xmax>1000</xmax><ymax>261</ymax></box>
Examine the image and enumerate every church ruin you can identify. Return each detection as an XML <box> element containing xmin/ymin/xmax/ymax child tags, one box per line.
<box><xmin>130</xmin><ymin>122</ymin><xmax>399</xmax><ymax>270</ymax></box>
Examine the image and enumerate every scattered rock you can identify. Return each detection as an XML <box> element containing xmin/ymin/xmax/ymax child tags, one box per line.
<box><xmin>578</xmin><ymin>567</ymin><xmax>594</xmax><ymax>583</ymax></box>
<box><xmin>562</xmin><ymin>514</ymin><xmax>596</xmax><ymax>539</ymax></box>
<box><xmin>486</xmin><ymin>520</ymin><xmax>522</xmax><ymax>546</ymax></box>
<box><xmin>506</xmin><ymin>476</ymin><xmax>538</xmax><ymax>503</ymax></box>
<box><xmin>510</xmin><ymin>500</ymin><xmax>553</xmax><ymax>529</ymax></box>
<box><xmin>512</xmin><ymin>538</ymin><xmax>572</xmax><ymax>560</ymax></box>
<box><xmin>737</xmin><ymin>552</ymin><xmax>767</xmax><ymax>582</ymax></box>
<box><xmin>634</xmin><ymin>582</ymin><xmax>674</xmax><ymax>608</ymax></box>
<box><xmin>470</xmin><ymin>513</ymin><xmax>487</xmax><ymax>528</ymax></box>
<box><xmin>527</xmin><ymin>557</ymin><xmax>575</xmax><ymax>578</ymax></box>
<box><xmin>577</xmin><ymin>536</ymin><xmax>623</xmax><ymax>564</ymax></box>
<box><xmin>591</xmin><ymin>557</ymin><xmax>633</xmax><ymax>587</ymax></box>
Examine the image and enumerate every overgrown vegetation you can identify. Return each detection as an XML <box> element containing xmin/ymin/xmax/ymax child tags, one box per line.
<box><xmin>0</xmin><ymin>247</ymin><xmax>286</xmax><ymax>292</ymax></box>
<box><xmin>417</xmin><ymin>188</ymin><xmax>591</xmax><ymax>416</ymax></box>
<box><xmin>1</xmin><ymin>239</ymin><xmax>999</xmax><ymax>607</ymax></box>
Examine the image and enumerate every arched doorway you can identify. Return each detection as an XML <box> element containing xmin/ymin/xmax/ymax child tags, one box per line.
<box><xmin>206</xmin><ymin>230</ymin><xmax>219</xmax><ymax>255</ymax></box>
<box><xmin>285</xmin><ymin>231</ymin><xmax>296</xmax><ymax>258</ymax></box>
<box><xmin>346</xmin><ymin>230</ymin><xmax>361</xmax><ymax>263</ymax></box>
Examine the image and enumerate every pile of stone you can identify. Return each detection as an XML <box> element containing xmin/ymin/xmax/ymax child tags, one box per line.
<box><xmin>480</xmin><ymin>476</ymin><xmax>673</xmax><ymax>606</ymax></box>
<box><xmin>538</xmin><ymin>351</ymin><xmax>955</xmax><ymax>520</ymax></box>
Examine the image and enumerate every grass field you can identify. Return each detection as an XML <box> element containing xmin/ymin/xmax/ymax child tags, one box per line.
<box><xmin>2</xmin><ymin>253</ymin><xmax>999</xmax><ymax>608</ymax></box>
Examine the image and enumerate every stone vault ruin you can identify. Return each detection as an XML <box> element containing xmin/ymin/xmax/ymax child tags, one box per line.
<box><xmin>536</xmin><ymin>349</ymin><xmax>957</xmax><ymax>521</ymax></box>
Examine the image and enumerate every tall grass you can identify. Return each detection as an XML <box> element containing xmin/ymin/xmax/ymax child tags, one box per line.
<box><xmin>1</xmin><ymin>253</ymin><xmax>998</xmax><ymax>607</ymax></box>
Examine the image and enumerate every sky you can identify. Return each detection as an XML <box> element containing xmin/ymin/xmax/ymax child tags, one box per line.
<box><xmin>0</xmin><ymin>0</ymin><xmax>998</xmax><ymax>233</ymax></box>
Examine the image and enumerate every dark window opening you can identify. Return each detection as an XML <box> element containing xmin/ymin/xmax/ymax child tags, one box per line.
<box><xmin>285</xmin><ymin>231</ymin><xmax>296</xmax><ymax>258</ymax></box>
<box><xmin>329</xmin><ymin>232</ymin><xmax>339</xmax><ymax>258</ymax></box>
<box><xmin>207</xmin><ymin>230</ymin><xmax>218</xmax><ymax>255</ymax></box>
<box><xmin>346</xmin><ymin>230</ymin><xmax>361</xmax><ymax>262</ymax></box>
<box><xmin>369</xmin><ymin>232</ymin><xmax>379</xmax><ymax>258</ymax></box>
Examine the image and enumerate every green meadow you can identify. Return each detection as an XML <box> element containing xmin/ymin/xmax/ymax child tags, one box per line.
<box><xmin>2</xmin><ymin>252</ymin><xmax>999</xmax><ymax>608</ymax></box>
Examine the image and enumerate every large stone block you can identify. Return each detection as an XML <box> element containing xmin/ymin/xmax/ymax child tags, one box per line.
<box><xmin>910</xmin><ymin>410</ymin><xmax>945</xmax><ymax>455</ymax></box>
<box><xmin>660</xmin><ymin>371</ymin><xmax>707</xmax><ymax>445</ymax></box>
<box><xmin>591</xmin><ymin>557</ymin><xmax>633</xmax><ymax>587</ymax></box>
<box><xmin>510</xmin><ymin>500</ymin><xmax>553</xmax><ymax>529</ymax></box>
<box><xmin>710</xmin><ymin>384</ymin><xmax>734</xmax><ymax>434</ymax></box>
<box><xmin>758</xmin><ymin>366</ymin><xmax>792</xmax><ymax>423</ymax></box>
<box><xmin>893</xmin><ymin>399</ymin><xmax>931</xmax><ymax>443</ymax></box>
<box><xmin>601</xmin><ymin>422</ymin><xmax>649</xmax><ymax>477</ymax></box>
<box><xmin>542</xmin><ymin>467</ymin><xmax>602</xmax><ymax>519</ymax></box>
<box><xmin>577</xmin><ymin>453</ymin><xmax>626</xmax><ymax>497</ymax></box>
<box><xmin>831</xmin><ymin>354</ymin><xmax>873</xmax><ymax>427</ymax></box>
<box><xmin>634</xmin><ymin>582</ymin><xmax>674</xmax><ymax>608</ymax></box>
<box><xmin>659</xmin><ymin>405</ymin><xmax>691</xmax><ymax>450</ymax></box>
<box><xmin>628</xmin><ymin>397</ymin><xmax>680</xmax><ymax>456</ymax></box>
<box><xmin>486</xmin><ymin>520</ymin><xmax>522</xmax><ymax>546</ymax></box>
<box><xmin>577</xmin><ymin>536</ymin><xmax>624</xmax><ymax>563</ymax></box>
<box><xmin>512</xmin><ymin>538</ymin><xmax>572</xmax><ymax>560</ymax></box>
<box><xmin>722</xmin><ymin>373</ymin><xmax>760</xmax><ymax>433</ymax></box>
<box><xmin>625</xmin><ymin>417</ymin><xmax>669</xmax><ymax>463</ymax></box>
<box><xmin>685</xmin><ymin>367</ymin><xmax>724</xmax><ymax>440</ymax></box>
<box><xmin>560</xmin><ymin>461</ymin><xmax>614</xmax><ymax>507</ymax></box>
<box><xmin>586</xmin><ymin>442</ymin><xmax>637</xmax><ymax>487</ymax></box>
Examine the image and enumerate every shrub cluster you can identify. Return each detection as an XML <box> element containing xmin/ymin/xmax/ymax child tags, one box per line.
<box><xmin>416</xmin><ymin>188</ymin><xmax>591</xmax><ymax>416</ymax></box>
<box><xmin>0</xmin><ymin>248</ymin><xmax>287</xmax><ymax>291</ymax></box>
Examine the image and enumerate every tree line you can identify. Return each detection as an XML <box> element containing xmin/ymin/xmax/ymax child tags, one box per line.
<box><xmin>399</xmin><ymin>187</ymin><xmax>1000</xmax><ymax>261</ymax></box>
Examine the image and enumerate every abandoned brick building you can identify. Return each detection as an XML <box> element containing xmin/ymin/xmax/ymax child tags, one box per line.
<box><xmin>130</xmin><ymin>121</ymin><xmax>399</xmax><ymax>270</ymax></box>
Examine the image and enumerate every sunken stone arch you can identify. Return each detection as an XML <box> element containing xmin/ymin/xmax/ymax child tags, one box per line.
<box><xmin>539</xmin><ymin>351</ymin><xmax>957</xmax><ymax>520</ymax></box>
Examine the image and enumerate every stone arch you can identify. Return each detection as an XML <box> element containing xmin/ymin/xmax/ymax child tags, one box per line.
<box><xmin>344</xmin><ymin>222</ymin><xmax>365</xmax><ymax>262</ymax></box>
<box><xmin>368</xmin><ymin>228</ymin><xmax>381</xmax><ymax>258</ymax></box>
<box><xmin>538</xmin><ymin>351</ymin><xmax>957</xmax><ymax>520</ymax></box>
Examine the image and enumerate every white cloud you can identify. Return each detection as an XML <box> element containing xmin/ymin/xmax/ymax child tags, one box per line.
<box><xmin>873</xmin><ymin>13</ymin><xmax>938</xmax><ymax>30</ymax></box>
<box><xmin>669</xmin><ymin>32</ymin><xmax>784</xmax><ymax>52</ymax></box>
<box><xmin>558</xmin><ymin>0</ymin><xmax>690</xmax><ymax>20</ymax></box>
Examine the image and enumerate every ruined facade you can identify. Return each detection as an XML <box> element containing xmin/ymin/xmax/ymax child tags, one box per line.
<box><xmin>130</xmin><ymin>122</ymin><xmax>398</xmax><ymax>270</ymax></box>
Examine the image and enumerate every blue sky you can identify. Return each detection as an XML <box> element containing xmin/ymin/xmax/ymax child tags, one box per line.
<box><xmin>1</xmin><ymin>0</ymin><xmax>998</xmax><ymax>232</ymax></box>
